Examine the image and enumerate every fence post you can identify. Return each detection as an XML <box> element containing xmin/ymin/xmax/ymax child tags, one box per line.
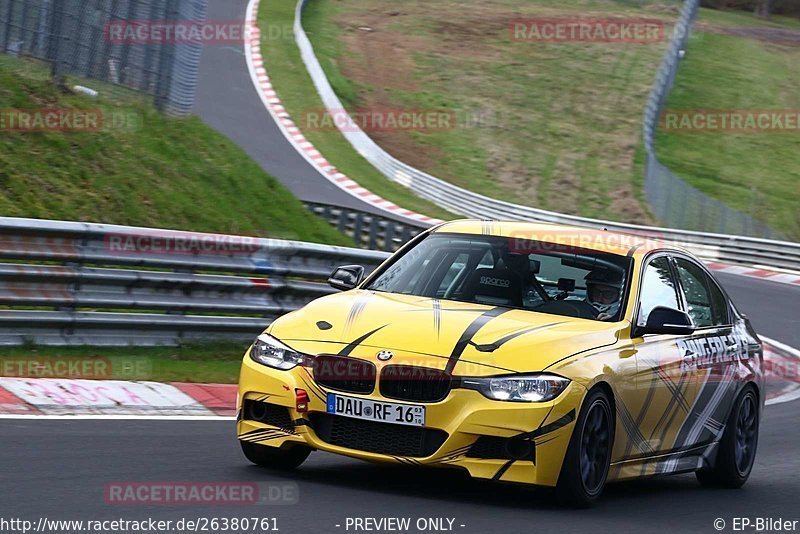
<box><xmin>46</xmin><ymin>0</ymin><xmax>63</xmax><ymax>77</ymax></box>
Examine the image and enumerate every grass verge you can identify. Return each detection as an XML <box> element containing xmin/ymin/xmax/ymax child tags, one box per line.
<box><xmin>0</xmin><ymin>343</ymin><xmax>248</xmax><ymax>384</ymax></box>
<box><xmin>656</xmin><ymin>8</ymin><xmax>800</xmax><ymax>239</ymax></box>
<box><xmin>276</xmin><ymin>0</ymin><xmax>685</xmax><ymax>224</ymax></box>
<box><xmin>0</xmin><ymin>55</ymin><xmax>352</xmax><ymax>246</ymax></box>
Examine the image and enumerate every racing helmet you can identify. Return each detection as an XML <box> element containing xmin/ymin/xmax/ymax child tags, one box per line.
<box><xmin>584</xmin><ymin>268</ymin><xmax>623</xmax><ymax>314</ymax></box>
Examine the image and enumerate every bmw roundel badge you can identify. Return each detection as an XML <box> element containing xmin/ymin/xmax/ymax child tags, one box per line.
<box><xmin>376</xmin><ymin>350</ymin><xmax>394</xmax><ymax>361</ymax></box>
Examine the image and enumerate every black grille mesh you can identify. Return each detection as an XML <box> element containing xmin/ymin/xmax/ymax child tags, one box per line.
<box><xmin>313</xmin><ymin>355</ymin><xmax>376</xmax><ymax>394</ymax></box>
<box><xmin>310</xmin><ymin>413</ymin><xmax>448</xmax><ymax>458</ymax></box>
<box><xmin>379</xmin><ymin>365</ymin><xmax>452</xmax><ymax>403</ymax></box>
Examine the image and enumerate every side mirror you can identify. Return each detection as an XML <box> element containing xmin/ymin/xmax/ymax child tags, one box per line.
<box><xmin>635</xmin><ymin>306</ymin><xmax>695</xmax><ymax>337</ymax></box>
<box><xmin>328</xmin><ymin>265</ymin><xmax>365</xmax><ymax>291</ymax></box>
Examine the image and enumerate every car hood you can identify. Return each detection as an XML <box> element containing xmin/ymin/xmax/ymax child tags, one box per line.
<box><xmin>268</xmin><ymin>290</ymin><xmax>622</xmax><ymax>374</ymax></box>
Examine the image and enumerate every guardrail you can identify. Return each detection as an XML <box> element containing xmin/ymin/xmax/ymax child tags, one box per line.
<box><xmin>0</xmin><ymin>218</ymin><xmax>388</xmax><ymax>346</ymax></box>
<box><xmin>303</xmin><ymin>201</ymin><xmax>800</xmax><ymax>272</ymax></box>
<box><xmin>303</xmin><ymin>202</ymin><xmax>422</xmax><ymax>252</ymax></box>
<box><xmin>292</xmin><ymin>0</ymin><xmax>800</xmax><ymax>270</ymax></box>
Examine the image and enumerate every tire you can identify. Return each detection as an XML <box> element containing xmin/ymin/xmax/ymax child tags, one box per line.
<box><xmin>240</xmin><ymin>440</ymin><xmax>311</xmax><ymax>470</ymax></box>
<box><xmin>556</xmin><ymin>388</ymin><xmax>614</xmax><ymax>508</ymax></box>
<box><xmin>696</xmin><ymin>385</ymin><xmax>759</xmax><ymax>488</ymax></box>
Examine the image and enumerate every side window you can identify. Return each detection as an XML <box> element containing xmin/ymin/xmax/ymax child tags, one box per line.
<box><xmin>674</xmin><ymin>258</ymin><xmax>729</xmax><ymax>327</ymax></box>
<box><xmin>638</xmin><ymin>256</ymin><xmax>680</xmax><ymax>326</ymax></box>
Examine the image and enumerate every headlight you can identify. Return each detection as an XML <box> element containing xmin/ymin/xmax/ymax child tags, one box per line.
<box><xmin>249</xmin><ymin>333</ymin><xmax>304</xmax><ymax>370</ymax></box>
<box><xmin>460</xmin><ymin>374</ymin><xmax>570</xmax><ymax>402</ymax></box>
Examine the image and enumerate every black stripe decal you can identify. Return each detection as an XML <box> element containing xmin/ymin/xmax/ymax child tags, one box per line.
<box><xmin>299</xmin><ymin>373</ymin><xmax>327</xmax><ymax>403</ymax></box>
<box><xmin>470</xmin><ymin>322</ymin><xmax>564</xmax><ymax>352</ymax></box>
<box><xmin>624</xmin><ymin>371</ymin><xmax>658</xmax><ymax>459</ymax></box>
<box><xmin>617</xmin><ymin>400</ymin><xmax>654</xmax><ymax>455</ymax></box>
<box><xmin>432</xmin><ymin>299</ymin><xmax>442</xmax><ymax>339</ymax></box>
<box><xmin>492</xmin><ymin>460</ymin><xmax>515</xmax><ymax>481</ymax></box>
<box><xmin>338</xmin><ymin>325</ymin><xmax>388</xmax><ymax>357</ymax></box>
<box><xmin>655</xmin><ymin>367</ymin><xmax>690</xmax><ymax>413</ymax></box>
<box><xmin>519</xmin><ymin>409</ymin><xmax>576</xmax><ymax>440</ymax></box>
<box><xmin>438</xmin><ymin>444</ymin><xmax>473</xmax><ymax>462</ymax></box>
<box><xmin>345</xmin><ymin>293</ymin><xmax>372</xmax><ymax>331</ymax></box>
<box><xmin>445</xmin><ymin>307</ymin><xmax>509</xmax><ymax>373</ymax></box>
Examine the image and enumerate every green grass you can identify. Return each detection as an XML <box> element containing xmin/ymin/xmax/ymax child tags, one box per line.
<box><xmin>695</xmin><ymin>8</ymin><xmax>800</xmax><ymax>29</ymax></box>
<box><xmin>257</xmin><ymin>0</ymin><xmax>456</xmax><ymax>221</ymax></box>
<box><xmin>265</xmin><ymin>0</ymin><xmax>684</xmax><ymax>224</ymax></box>
<box><xmin>0</xmin><ymin>55</ymin><xmax>352</xmax><ymax>246</ymax></box>
<box><xmin>656</xmin><ymin>8</ymin><xmax>800</xmax><ymax>239</ymax></box>
<box><xmin>0</xmin><ymin>343</ymin><xmax>248</xmax><ymax>383</ymax></box>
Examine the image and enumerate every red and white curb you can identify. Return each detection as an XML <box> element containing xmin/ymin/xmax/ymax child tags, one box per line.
<box><xmin>0</xmin><ymin>378</ymin><xmax>236</xmax><ymax>419</ymax></box>
<box><xmin>763</xmin><ymin>337</ymin><xmax>800</xmax><ymax>406</ymax></box>
<box><xmin>706</xmin><ymin>262</ymin><xmax>800</xmax><ymax>287</ymax></box>
<box><xmin>243</xmin><ymin>0</ymin><xmax>441</xmax><ymax>227</ymax></box>
<box><xmin>0</xmin><ymin>337</ymin><xmax>796</xmax><ymax>418</ymax></box>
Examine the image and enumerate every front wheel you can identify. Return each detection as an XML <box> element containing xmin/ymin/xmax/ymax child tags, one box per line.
<box><xmin>240</xmin><ymin>441</ymin><xmax>312</xmax><ymax>470</ymax></box>
<box><xmin>556</xmin><ymin>388</ymin><xmax>614</xmax><ymax>507</ymax></box>
<box><xmin>696</xmin><ymin>385</ymin><xmax>759</xmax><ymax>488</ymax></box>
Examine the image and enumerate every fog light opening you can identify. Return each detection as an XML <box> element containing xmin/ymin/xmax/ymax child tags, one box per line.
<box><xmin>247</xmin><ymin>399</ymin><xmax>268</xmax><ymax>421</ymax></box>
<box><xmin>505</xmin><ymin>438</ymin><xmax>533</xmax><ymax>460</ymax></box>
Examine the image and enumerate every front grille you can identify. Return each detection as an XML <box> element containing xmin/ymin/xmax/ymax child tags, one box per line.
<box><xmin>313</xmin><ymin>355</ymin><xmax>376</xmax><ymax>394</ymax></box>
<box><xmin>467</xmin><ymin>436</ymin><xmax>535</xmax><ymax>461</ymax></box>
<box><xmin>243</xmin><ymin>400</ymin><xmax>294</xmax><ymax>431</ymax></box>
<box><xmin>310</xmin><ymin>413</ymin><xmax>448</xmax><ymax>458</ymax></box>
<box><xmin>379</xmin><ymin>365</ymin><xmax>453</xmax><ymax>402</ymax></box>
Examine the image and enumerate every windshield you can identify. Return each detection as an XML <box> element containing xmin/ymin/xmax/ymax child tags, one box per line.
<box><xmin>366</xmin><ymin>233</ymin><xmax>633</xmax><ymax>322</ymax></box>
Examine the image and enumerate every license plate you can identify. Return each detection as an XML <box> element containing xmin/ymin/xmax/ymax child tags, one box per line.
<box><xmin>326</xmin><ymin>393</ymin><xmax>425</xmax><ymax>427</ymax></box>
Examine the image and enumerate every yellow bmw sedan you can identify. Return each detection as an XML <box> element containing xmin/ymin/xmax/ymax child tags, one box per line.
<box><xmin>237</xmin><ymin>221</ymin><xmax>764</xmax><ymax>506</ymax></box>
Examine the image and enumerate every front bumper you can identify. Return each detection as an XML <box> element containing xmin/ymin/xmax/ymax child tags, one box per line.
<box><xmin>237</xmin><ymin>355</ymin><xmax>585</xmax><ymax>487</ymax></box>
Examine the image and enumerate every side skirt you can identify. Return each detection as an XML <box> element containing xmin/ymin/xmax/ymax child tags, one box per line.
<box><xmin>608</xmin><ymin>441</ymin><xmax>719</xmax><ymax>482</ymax></box>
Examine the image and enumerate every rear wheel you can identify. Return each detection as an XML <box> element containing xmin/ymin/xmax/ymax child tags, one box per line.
<box><xmin>240</xmin><ymin>441</ymin><xmax>311</xmax><ymax>470</ymax></box>
<box><xmin>696</xmin><ymin>385</ymin><xmax>759</xmax><ymax>488</ymax></box>
<box><xmin>556</xmin><ymin>388</ymin><xmax>614</xmax><ymax>507</ymax></box>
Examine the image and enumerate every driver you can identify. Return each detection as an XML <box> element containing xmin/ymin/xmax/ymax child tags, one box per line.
<box><xmin>585</xmin><ymin>269</ymin><xmax>623</xmax><ymax>321</ymax></box>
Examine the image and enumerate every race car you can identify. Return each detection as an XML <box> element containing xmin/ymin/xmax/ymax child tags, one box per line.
<box><xmin>236</xmin><ymin>220</ymin><xmax>763</xmax><ymax>506</ymax></box>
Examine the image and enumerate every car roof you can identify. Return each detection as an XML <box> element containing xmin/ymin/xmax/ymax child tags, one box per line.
<box><xmin>431</xmin><ymin>220</ymin><xmax>685</xmax><ymax>259</ymax></box>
